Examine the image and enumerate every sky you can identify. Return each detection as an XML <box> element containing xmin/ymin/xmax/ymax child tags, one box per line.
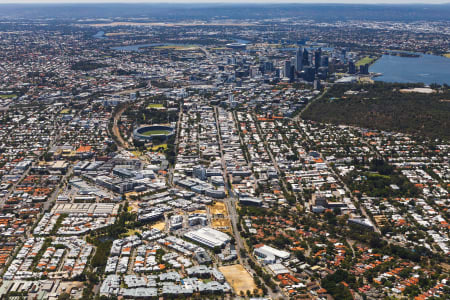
<box><xmin>0</xmin><ymin>0</ymin><xmax>448</xmax><ymax>4</ymax></box>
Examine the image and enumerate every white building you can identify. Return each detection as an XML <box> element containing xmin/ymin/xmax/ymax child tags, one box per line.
<box><xmin>184</xmin><ymin>227</ymin><xmax>231</xmax><ymax>248</ymax></box>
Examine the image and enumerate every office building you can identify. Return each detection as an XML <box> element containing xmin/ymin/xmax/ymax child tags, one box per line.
<box><xmin>348</xmin><ymin>61</ymin><xmax>356</xmax><ymax>74</ymax></box>
<box><xmin>302</xmin><ymin>48</ymin><xmax>309</xmax><ymax>66</ymax></box>
<box><xmin>314</xmin><ymin>48</ymin><xmax>322</xmax><ymax>69</ymax></box>
<box><xmin>295</xmin><ymin>48</ymin><xmax>303</xmax><ymax>71</ymax></box>
<box><xmin>283</xmin><ymin>60</ymin><xmax>291</xmax><ymax>79</ymax></box>
<box><xmin>303</xmin><ymin>66</ymin><xmax>316</xmax><ymax>82</ymax></box>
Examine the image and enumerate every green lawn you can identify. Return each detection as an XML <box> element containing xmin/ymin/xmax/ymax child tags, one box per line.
<box><xmin>355</xmin><ymin>56</ymin><xmax>376</xmax><ymax>67</ymax></box>
<box><xmin>150</xmin><ymin>144</ymin><xmax>168</xmax><ymax>151</ymax></box>
<box><xmin>141</xmin><ymin>130</ymin><xmax>171</xmax><ymax>136</ymax></box>
<box><xmin>0</xmin><ymin>94</ymin><xmax>16</xmax><ymax>99</ymax></box>
<box><xmin>147</xmin><ymin>103</ymin><xmax>164</xmax><ymax>109</ymax></box>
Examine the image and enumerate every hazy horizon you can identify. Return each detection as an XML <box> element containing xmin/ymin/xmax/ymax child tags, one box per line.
<box><xmin>0</xmin><ymin>0</ymin><xmax>448</xmax><ymax>4</ymax></box>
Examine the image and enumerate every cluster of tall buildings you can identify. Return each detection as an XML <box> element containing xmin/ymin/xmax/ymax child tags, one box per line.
<box><xmin>348</xmin><ymin>60</ymin><xmax>370</xmax><ymax>75</ymax></box>
<box><xmin>282</xmin><ymin>48</ymin><xmax>329</xmax><ymax>82</ymax></box>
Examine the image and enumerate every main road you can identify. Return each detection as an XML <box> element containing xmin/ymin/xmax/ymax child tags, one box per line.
<box><xmin>214</xmin><ymin>106</ymin><xmax>283</xmax><ymax>299</ymax></box>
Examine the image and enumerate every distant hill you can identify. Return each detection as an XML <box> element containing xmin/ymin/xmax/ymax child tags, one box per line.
<box><xmin>302</xmin><ymin>82</ymin><xmax>450</xmax><ymax>140</ymax></box>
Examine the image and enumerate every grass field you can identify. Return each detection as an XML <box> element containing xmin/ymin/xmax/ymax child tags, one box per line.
<box><xmin>150</xmin><ymin>144</ymin><xmax>168</xmax><ymax>151</ymax></box>
<box><xmin>141</xmin><ymin>130</ymin><xmax>171</xmax><ymax>136</ymax></box>
<box><xmin>444</xmin><ymin>53</ymin><xmax>450</xmax><ymax>58</ymax></box>
<box><xmin>131</xmin><ymin>150</ymin><xmax>143</xmax><ymax>157</ymax></box>
<box><xmin>60</xmin><ymin>109</ymin><xmax>70</xmax><ymax>114</ymax></box>
<box><xmin>147</xmin><ymin>103</ymin><xmax>164</xmax><ymax>109</ymax></box>
<box><xmin>124</xmin><ymin>228</ymin><xmax>141</xmax><ymax>236</ymax></box>
<box><xmin>0</xmin><ymin>94</ymin><xmax>16</xmax><ymax>99</ymax></box>
<box><xmin>356</xmin><ymin>56</ymin><xmax>376</xmax><ymax>67</ymax></box>
<box><xmin>219</xmin><ymin>265</ymin><xmax>257</xmax><ymax>294</ymax></box>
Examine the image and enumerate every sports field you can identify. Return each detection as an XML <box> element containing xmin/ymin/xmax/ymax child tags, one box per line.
<box><xmin>147</xmin><ymin>103</ymin><xmax>164</xmax><ymax>109</ymax></box>
<box><xmin>141</xmin><ymin>130</ymin><xmax>171</xmax><ymax>136</ymax></box>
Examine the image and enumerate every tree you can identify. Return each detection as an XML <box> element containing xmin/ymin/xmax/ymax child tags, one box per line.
<box><xmin>58</xmin><ymin>293</ymin><xmax>70</xmax><ymax>300</ymax></box>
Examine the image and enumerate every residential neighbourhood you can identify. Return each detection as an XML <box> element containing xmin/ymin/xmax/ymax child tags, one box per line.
<box><xmin>0</xmin><ymin>3</ymin><xmax>449</xmax><ymax>300</ymax></box>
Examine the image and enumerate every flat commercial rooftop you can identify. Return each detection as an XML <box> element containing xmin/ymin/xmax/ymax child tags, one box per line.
<box><xmin>51</xmin><ymin>203</ymin><xmax>119</xmax><ymax>215</ymax></box>
<box><xmin>184</xmin><ymin>227</ymin><xmax>231</xmax><ymax>248</ymax></box>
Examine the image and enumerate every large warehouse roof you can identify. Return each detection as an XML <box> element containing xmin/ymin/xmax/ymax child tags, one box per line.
<box><xmin>184</xmin><ymin>227</ymin><xmax>231</xmax><ymax>248</ymax></box>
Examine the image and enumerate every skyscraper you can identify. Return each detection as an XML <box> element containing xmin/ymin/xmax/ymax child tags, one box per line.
<box><xmin>348</xmin><ymin>61</ymin><xmax>356</xmax><ymax>74</ymax></box>
<box><xmin>295</xmin><ymin>48</ymin><xmax>303</xmax><ymax>72</ymax></box>
<box><xmin>303</xmin><ymin>66</ymin><xmax>316</xmax><ymax>82</ymax></box>
<box><xmin>314</xmin><ymin>48</ymin><xmax>322</xmax><ymax>70</ymax></box>
<box><xmin>359</xmin><ymin>64</ymin><xmax>369</xmax><ymax>75</ymax></box>
<box><xmin>321</xmin><ymin>56</ymin><xmax>329</xmax><ymax>67</ymax></box>
<box><xmin>302</xmin><ymin>48</ymin><xmax>309</xmax><ymax>67</ymax></box>
<box><xmin>283</xmin><ymin>60</ymin><xmax>292</xmax><ymax>79</ymax></box>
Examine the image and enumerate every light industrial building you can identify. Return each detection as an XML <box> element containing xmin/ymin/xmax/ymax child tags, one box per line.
<box><xmin>184</xmin><ymin>227</ymin><xmax>231</xmax><ymax>248</ymax></box>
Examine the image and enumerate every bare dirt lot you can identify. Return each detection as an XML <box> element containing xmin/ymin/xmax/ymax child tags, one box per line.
<box><xmin>212</xmin><ymin>219</ymin><xmax>231</xmax><ymax>232</ymax></box>
<box><xmin>151</xmin><ymin>221</ymin><xmax>165</xmax><ymax>231</ymax></box>
<box><xmin>210</xmin><ymin>201</ymin><xmax>228</xmax><ymax>216</ymax></box>
<box><xmin>219</xmin><ymin>264</ymin><xmax>257</xmax><ymax>294</ymax></box>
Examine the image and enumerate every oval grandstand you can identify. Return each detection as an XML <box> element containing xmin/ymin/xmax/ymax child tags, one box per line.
<box><xmin>133</xmin><ymin>125</ymin><xmax>175</xmax><ymax>141</ymax></box>
<box><xmin>225</xmin><ymin>43</ymin><xmax>247</xmax><ymax>50</ymax></box>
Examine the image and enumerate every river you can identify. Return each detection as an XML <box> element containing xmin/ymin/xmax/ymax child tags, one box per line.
<box><xmin>370</xmin><ymin>53</ymin><xmax>450</xmax><ymax>85</ymax></box>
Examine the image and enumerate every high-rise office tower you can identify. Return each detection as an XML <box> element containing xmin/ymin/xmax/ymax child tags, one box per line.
<box><xmin>348</xmin><ymin>61</ymin><xmax>356</xmax><ymax>74</ymax></box>
<box><xmin>314</xmin><ymin>48</ymin><xmax>322</xmax><ymax>70</ymax></box>
<box><xmin>290</xmin><ymin>65</ymin><xmax>295</xmax><ymax>81</ymax></box>
<box><xmin>341</xmin><ymin>49</ymin><xmax>347</xmax><ymax>60</ymax></box>
<box><xmin>283</xmin><ymin>60</ymin><xmax>291</xmax><ymax>79</ymax></box>
<box><xmin>321</xmin><ymin>56</ymin><xmax>329</xmax><ymax>67</ymax></box>
<box><xmin>295</xmin><ymin>48</ymin><xmax>303</xmax><ymax>71</ymax></box>
<box><xmin>303</xmin><ymin>66</ymin><xmax>316</xmax><ymax>82</ymax></box>
<box><xmin>359</xmin><ymin>64</ymin><xmax>369</xmax><ymax>75</ymax></box>
<box><xmin>302</xmin><ymin>48</ymin><xmax>309</xmax><ymax>66</ymax></box>
<box><xmin>263</xmin><ymin>61</ymin><xmax>274</xmax><ymax>73</ymax></box>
